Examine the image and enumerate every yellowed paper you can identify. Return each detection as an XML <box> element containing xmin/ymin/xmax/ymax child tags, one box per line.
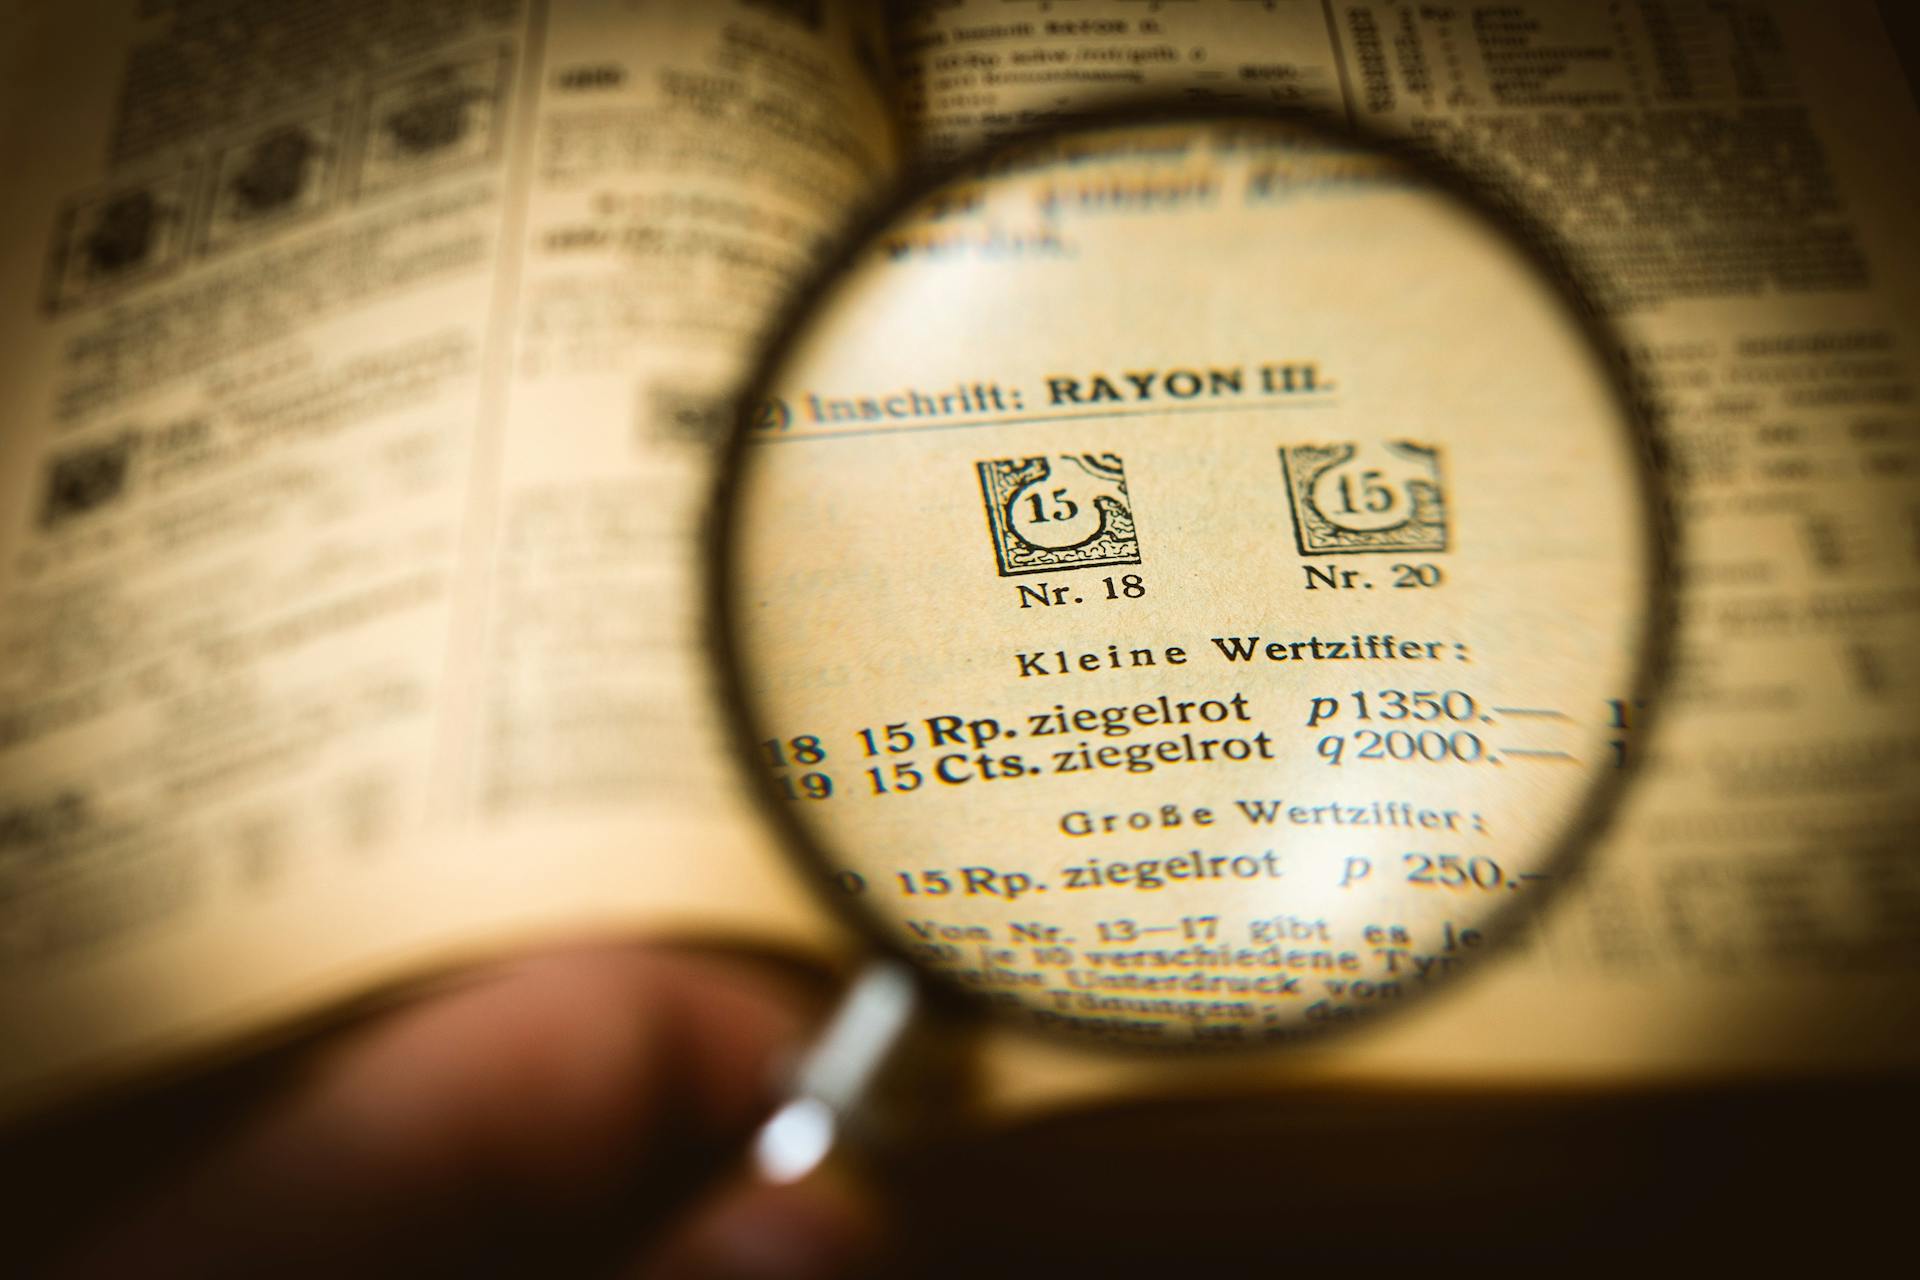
<box><xmin>891</xmin><ymin>0</ymin><xmax>1920</xmax><ymax>1111</ymax></box>
<box><xmin>0</xmin><ymin>0</ymin><xmax>1915</xmax><ymax>1123</ymax></box>
<box><xmin>0</xmin><ymin>0</ymin><xmax>892</xmax><ymax>1118</ymax></box>
<box><xmin>731</xmin><ymin>122</ymin><xmax>1658</xmax><ymax>1050</ymax></box>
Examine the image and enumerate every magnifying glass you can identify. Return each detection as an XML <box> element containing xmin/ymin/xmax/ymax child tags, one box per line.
<box><xmin>710</xmin><ymin>105</ymin><xmax>1670</xmax><ymax>1181</ymax></box>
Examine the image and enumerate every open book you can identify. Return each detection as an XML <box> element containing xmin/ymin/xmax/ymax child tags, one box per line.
<box><xmin>2</xmin><ymin>0</ymin><xmax>1916</xmax><ymax>1123</ymax></box>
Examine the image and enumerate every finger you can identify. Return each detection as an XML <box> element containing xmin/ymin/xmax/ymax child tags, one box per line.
<box><xmin>635</xmin><ymin>1166</ymin><xmax>883</xmax><ymax>1280</ymax></box>
<box><xmin>51</xmin><ymin>944</ymin><xmax>828</xmax><ymax>1278</ymax></box>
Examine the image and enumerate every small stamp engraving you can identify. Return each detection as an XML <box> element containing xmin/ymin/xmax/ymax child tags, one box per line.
<box><xmin>40</xmin><ymin>435</ymin><xmax>138</xmax><ymax>530</ymax></box>
<box><xmin>43</xmin><ymin>170</ymin><xmax>197</xmax><ymax>312</ymax></box>
<box><xmin>203</xmin><ymin>108</ymin><xmax>343</xmax><ymax>252</ymax></box>
<box><xmin>977</xmin><ymin>454</ymin><xmax>1140</xmax><ymax>577</ymax></box>
<box><xmin>1279</xmin><ymin>441</ymin><xmax>1448</xmax><ymax>555</ymax></box>
<box><xmin>357</xmin><ymin>48</ymin><xmax>511</xmax><ymax>198</ymax></box>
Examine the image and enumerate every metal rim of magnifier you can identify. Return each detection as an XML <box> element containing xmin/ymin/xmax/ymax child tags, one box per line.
<box><xmin>708</xmin><ymin>97</ymin><xmax>1677</xmax><ymax>1053</ymax></box>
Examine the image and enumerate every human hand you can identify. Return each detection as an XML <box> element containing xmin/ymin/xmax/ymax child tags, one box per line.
<box><xmin>12</xmin><ymin>944</ymin><xmax>879</xmax><ymax>1279</ymax></box>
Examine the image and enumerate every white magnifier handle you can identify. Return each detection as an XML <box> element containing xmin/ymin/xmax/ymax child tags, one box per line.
<box><xmin>751</xmin><ymin>960</ymin><xmax>922</xmax><ymax>1185</ymax></box>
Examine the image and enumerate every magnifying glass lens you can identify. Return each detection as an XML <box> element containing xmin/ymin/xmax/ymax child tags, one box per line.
<box><xmin>720</xmin><ymin>116</ymin><xmax>1661</xmax><ymax>1049</ymax></box>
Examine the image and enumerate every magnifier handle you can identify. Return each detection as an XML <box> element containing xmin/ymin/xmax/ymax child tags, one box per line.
<box><xmin>751</xmin><ymin>959</ymin><xmax>922</xmax><ymax>1185</ymax></box>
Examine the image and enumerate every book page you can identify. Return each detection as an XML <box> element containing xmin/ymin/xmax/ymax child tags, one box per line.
<box><xmin>730</xmin><ymin>117</ymin><xmax>1661</xmax><ymax>1052</ymax></box>
<box><xmin>0</xmin><ymin>0</ymin><xmax>893</xmax><ymax>1118</ymax></box>
<box><xmin>886</xmin><ymin>0</ymin><xmax>1920</xmax><ymax>1109</ymax></box>
<box><xmin>4</xmin><ymin>0</ymin><xmax>1914</xmax><ymax>1128</ymax></box>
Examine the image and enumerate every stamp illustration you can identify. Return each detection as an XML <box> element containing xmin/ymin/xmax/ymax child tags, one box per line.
<box><xmin>203</xmin><ymin>106</ymin><xmax>344</xmax><ymax>252</ymax></box>
<box><xmin>976</xmin><ymin>454</ymin><xmax>1140</xmax><ymax>577</ymax></box>
<box><xmin>1279</xmin><ymin>441</ymin><xmax>1448</xmax><ymax>555</ymax></box>
<box><xmin>40</xmin><ymin>435</ymin><xmax>138</xmax><ymax>530</ymax></box>
<box><xmin>357</xmin><ymin>48</ymin><xmax>510</xmax><ymax>198</ymax></box>
<box><xmin>43</xmin><ymin>169</ymin><xmax>197</xmax><ymax>312</ymax></box>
